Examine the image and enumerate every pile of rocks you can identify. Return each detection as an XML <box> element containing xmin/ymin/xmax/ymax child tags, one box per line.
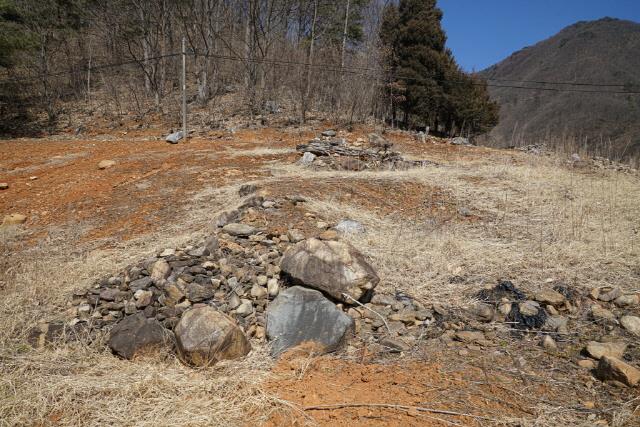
<box><xmin>50</xmin><ymin>189</ymin><xmax>439</xmax><ymax>365</ymax></box>
<box><xmin>297</xmin><ymin>131</ymin><xmax>435</xmax><ymax>171</ymax></box>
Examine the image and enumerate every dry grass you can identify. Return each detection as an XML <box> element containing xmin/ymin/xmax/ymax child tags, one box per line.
<box><xmin>275</xmin><ymin>153</ymin><xmax>640</xmax><ymax>304</ymax></box>
<box><xmin>0</xmin><ymin>184</ymin><xmax>292</xmax><ymax>427</ymax></box>
<box><xmin>2</xmin><ymin>136</ymin><xmax>639</xmax><ymax>426</ymax></box>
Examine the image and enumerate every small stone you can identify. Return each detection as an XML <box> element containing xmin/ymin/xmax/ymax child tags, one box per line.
<box><xmin>535</xmin><ymin>289</ymin><xmax>565</xmax><ymax>306</ymax></box>
<box><xmin>186</xmin><ymin>282</ymin><xmax>215</xmax><ymax>303</ymax></box>
<box><xmin>300</xmin><ymin>152</ymin><xmax>316</xmax><ymax>165</ymax></box>
<box><xmin>235</xmin><ymin>300</ymin><xmax>253</xmax><ymax>316</ymax></box>
<box><xmin>99</xmin><ymin>288</ymin><xmax>120</xmax><ymax>302</ymax></box>
<box><xmin>379</xmin><ymin>337</ymin><xmax>411</xmax><ymax>353</ymax></box>
<box><xmin>222</xmin><ymin>223</ymin><xmax>258</xmax><ymax>237</ymax></box>
<box><xmin>159</xmin><ymin>248</ymin><xmax>175</xmax><ymax>257</ymax></box>
<box><xmin>598</xmin><ymin>287</ymin><xmax>622</xmax><ymax>302</ymax></box>
<box><xmin>164</xmin><ymin>283</ymin><xmax>185</xmax><ymax>306</ymax></box>
<box><xmin>316</xmin><ymin>221</ymin><xmax>329</xmax><ymax>229</ymax></box>
<box><xmin>134</xmin><ymin>290</ymin><xmax>153</xmax><ymax>308</ymax></box>
<box><xmin>542</xmin><ymin>335</ymin><xmax>557</xmax><ymax>351</ymax></box>
<box><xmin>585</xmin><ymin>341</ymin><xmax>627</xmax><ymax>360</ymax></box>
<box><xmin>151</xmin><ymin>259</ymin><xmax>171</xmax><ymax>284</ymax></box>
<box><xmin>614</xmin><ymin>295</ymin><xmax>639</xmax><ymax>307</ymax></box>
<box><xmin>518</xmin><ymin>300</ymin><xmax>540</xmax><ymax>316</ymax></box>
<box><xmin>583</xmin><ymin>401</ymin><xmax>596</xmax><ymax>410</ymax></box>
<box><xmin>498</xmin><ymin>302</ymin><xmax>512</xmax><ymax>316</ymax></box>
<box><xmin>228</xmin><ymin>293</ymin><xmax>241</xmax><ymax>310</ymax></box>
<box><xmin>286</xmin><ymin>229</ymin><xmax>305</xmax><ymax>243</ymax></box>
<box><xmin>389</xmin><ymin>309</ymin><xmax>418</xmax><ymax>325</ymax></box>
<box><xmin>318</xmin><ymin>229</ymin><xmax>339</xmax><ymax>240</ymax></box>
<box><xmin>321</xmin><ymin>130</ymin><xmax>336</xmax><ymax>137</ymax></box>
<box><xmin>256</xmin><ymin>275</ymin><xmax>268</xmax><ymax>286</ymax></box>
<box><xmin>98</xmin><ymin>160</ymin><xmax>116</xmax><ymax>170</ymax></box>
<box><xmin>262</xmin><ymin>200</ymin><xmax>276</xmax><ymax>209</ymax></box>
<box><xmin>470</xmin><ymin>303</ymin><xmax>494</xmax><ymax>322</ymax></box>
<box><xmin>0</xmin><ymin>183</ymin><xmax>8</xmax><ymax>190</ymax></box>
<box><xmin>546</xmin><ymin>305</ymin><xmax>559</xmax><ymax>315</ymax></box>
<box><xmin>238</xmin><ymin>184</ymin><xmax>258</xmax><ymax>197</ymax></box>
<box><xmin>595</xmin><ymin>356</ymin><xmax>640</xmax><ymax>387</ymax></box>
<box><xmin>371</xmin><ymin>294</ymin><xmax>396</xmax><ymax>306</ymax></box>
<box><xmin>267</xmin><ymin>278</ymin><xmax>279</xmax><ymax>297</ymax></box>
<box><xmin>2</xmin><ymin>213</ymin><xmax>27</xmax><ymax>226</ymax></box>
<box><xmin>454</xmin><ymin>330</ymin><xmax>485</xmax><ymax>344</ymax></box>
<box><xmin>578</xmin><ymin>359</ymin><xmax>596</xmax><ymax>369</ymax></box>
<box><xmin>620</xmin><ymin>315</ymin><xmax>640</xmax><ymax>336</ymax></box>
<box><xmin>590</xmin><ymin>305</ymin><xmax>616</xmax><ymax>322</ymax></box>
<box><xmin>544</xmin><ymin>315</ymin><xmax>569</xmax><ymax>334</ymax></box>
<box><xmin>120</xmin><ymin>300</ymin><xmax>134</xmax><ymax>314</ymax></box>
<box><xmin>250</xmin><ymin>284</ymin><xmax>267</xmax><ymax>299</ymax></box>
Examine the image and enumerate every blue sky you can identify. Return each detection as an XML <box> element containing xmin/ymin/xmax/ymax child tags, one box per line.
<box><xmin>439</xmin><ymin>0</ymin><xmax>640</xmax><ymax>71</ymax></box>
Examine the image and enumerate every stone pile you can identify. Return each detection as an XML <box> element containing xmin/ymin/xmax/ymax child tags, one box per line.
<box><xmin>297</xmin><ymin>131</ymin><xmax>436</xmax><ymax>171</ymax></box>
<box><xmin>55</xmin><ymin>189</ymin><xmax>437</xmax><ymax>364</ymax></box>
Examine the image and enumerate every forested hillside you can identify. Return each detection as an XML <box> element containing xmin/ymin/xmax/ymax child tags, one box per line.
<box><xmin>0</xmin><ymin>0</ymin><xmax>496</xmax><ymax>136</ymax></box>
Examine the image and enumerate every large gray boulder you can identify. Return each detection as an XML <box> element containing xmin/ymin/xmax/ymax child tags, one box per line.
<box><xmin>280</xmin><ymin>238</ymin><xmax>379</xmax><ymax>303</ymax></box>
<box><xmin>108</xmin><ymin>313</ymin><xmax>170</xmax><ymax>359</ymax></box>
<box><xmin>266</xmin><ymin>286</ymin><xmax>354</xmax><ymax>356</ymax></box>
<box><xmin>175</xmin><ymin>306</ymin><xmax>251</xmax><ymax>366</ymax></box>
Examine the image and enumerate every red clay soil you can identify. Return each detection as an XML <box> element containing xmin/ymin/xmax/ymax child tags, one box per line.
<box><xmin>0</xmin><ymin>126</ymin><xmax>496</xmax><ymax>246</ymax></box>
<box><xmin>264</xmin><ymin>345</ymin><xmax>547</xmax><ymax>427</ymax></box>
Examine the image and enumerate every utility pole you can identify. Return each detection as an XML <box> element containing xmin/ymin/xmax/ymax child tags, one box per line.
<box><xmin>182</xmin><ymin>36</ymin><xmax>187</xmax><ymax>142</ymax></box>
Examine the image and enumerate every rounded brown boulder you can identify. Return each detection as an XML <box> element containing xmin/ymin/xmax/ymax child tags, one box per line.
<box><xmin>279</xmin><ymin>238</ymin><xmax>379</xmax><ymax>304</ymax></box>
<box><xmin>175</xmin><ymin>306</ymin><xmax>251</xmax><ymax>367</ymax></box>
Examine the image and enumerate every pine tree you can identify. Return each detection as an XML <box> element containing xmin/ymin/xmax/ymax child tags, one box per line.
<box><xmin>381</xmin><ymin>0</ymin><xmax>498</xmax><ymax>136</ymax></box>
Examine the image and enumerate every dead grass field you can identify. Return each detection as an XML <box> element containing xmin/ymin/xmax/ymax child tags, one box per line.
<box><xmin>1</xmin><ymin>126</ymin><xmax>639</xmax><ymax>426</ymax></box>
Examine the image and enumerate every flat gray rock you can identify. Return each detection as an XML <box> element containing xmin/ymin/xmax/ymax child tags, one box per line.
<box><xmin>266</xmin><ymin>286</ymin><xmax>354</xmax><ymax>356</ymax></box>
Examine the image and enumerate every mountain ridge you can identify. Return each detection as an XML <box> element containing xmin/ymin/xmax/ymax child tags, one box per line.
<box><xmin>478</xmin><ymin>17</ymin><xmax>640</xmax><ymax>160</ymax></box>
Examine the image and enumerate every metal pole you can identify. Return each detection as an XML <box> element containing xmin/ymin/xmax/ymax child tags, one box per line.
<box><xmin>182</xmin><ymin>37</ymin><xmax>187</xmax><ymax>142</ymax></box>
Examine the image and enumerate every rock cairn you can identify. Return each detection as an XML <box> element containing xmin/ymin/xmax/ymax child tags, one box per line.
<box><xmin>297</xmin><ymin>131</ymin><xmax>436</xmax><ymax>171</ymax></box>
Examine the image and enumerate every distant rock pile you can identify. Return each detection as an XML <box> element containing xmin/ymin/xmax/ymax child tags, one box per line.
<box><xmin>297</xmin><ymin>131</ymin><xmax>436</xmax><ymax>171</ymax></box>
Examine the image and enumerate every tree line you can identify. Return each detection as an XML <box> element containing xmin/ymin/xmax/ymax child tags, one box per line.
<box><xmin>0</xmin><ymin>0</ymin><xmax>498</xmax><ymax>137</ymax></box>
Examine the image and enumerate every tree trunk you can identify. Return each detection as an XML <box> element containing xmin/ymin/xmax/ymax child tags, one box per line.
<box><xmin>302</xmin><ymin>0</ymin><xmax>318</xmax><ymax>124</ymax></box>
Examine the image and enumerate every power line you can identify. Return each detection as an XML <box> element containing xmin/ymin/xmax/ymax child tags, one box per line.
<box><xmin>0</xmin><ymin>53</ymin><xmax>182</xmax><ymax>84</ymax></box>
<box><xmin>1</xmin><ymin>50</ymin><xmax>640</xmax><ymax>95</ymax></box>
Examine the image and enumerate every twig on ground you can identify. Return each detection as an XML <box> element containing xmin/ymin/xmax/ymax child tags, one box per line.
<box><xmin>304</xmin><ymin>402</ymin><xmax>496</xmax><ymax>421</ymax></box>
<box><xmin>341</xmin><ymin>293</ymin><xmax>391</xmax><ymax>333</ymax></box>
